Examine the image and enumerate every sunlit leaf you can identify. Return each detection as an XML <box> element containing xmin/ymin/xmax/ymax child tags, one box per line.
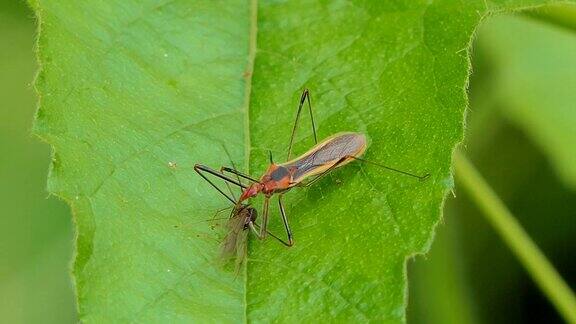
<box><xmin>33</xmin><ymin>0</ymin><xmax>572</xmax><ymax>321</ymax></box>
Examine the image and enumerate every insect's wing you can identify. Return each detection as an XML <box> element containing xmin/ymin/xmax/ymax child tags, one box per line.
<box><xmin>219</xmin><ymin>216</ymin><xmax>243</xmax><ymax>260</ymax></box>
<box><xmin>234</xmin><ymin>225</ymin><xmax>249</xmax><ymax>274</ymax></box>
<box><xmin>282</xmin><ymin>132</ymin><xmax>367</xmax><ymax>182</ymax></box>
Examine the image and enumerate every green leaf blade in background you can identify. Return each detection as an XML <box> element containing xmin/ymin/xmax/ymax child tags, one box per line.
<box><xmin>477</xmin><ymin>10</ymin><xmax>576</xmax><ymax>189</ymax></box>
<box><xmin>32</xmin><ymin>0</ymin><xmax>573</xmax><ymax>322</ymax></box>
<box><xmin>0</xmin><ymin>2</ymin><xmax>75</xmax><ymax>322</ymax></box>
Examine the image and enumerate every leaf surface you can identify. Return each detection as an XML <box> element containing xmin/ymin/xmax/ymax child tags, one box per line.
<box><xmin>33</xmin><ymin>0</ymin><xmax>572</xmax><ymax>322</ymax></box>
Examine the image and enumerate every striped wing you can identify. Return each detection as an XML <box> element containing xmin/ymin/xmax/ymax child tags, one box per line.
<box><xmin>281</xmin><ymin>132</ymin><xmax>367</xmax><ymax>183</ymax></box>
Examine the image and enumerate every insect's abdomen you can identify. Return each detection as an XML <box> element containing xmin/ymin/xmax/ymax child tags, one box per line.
<box><xmin>282</xmin><ymin>132</ymin><xmax>367</xmax><ymax>183</ymax></box>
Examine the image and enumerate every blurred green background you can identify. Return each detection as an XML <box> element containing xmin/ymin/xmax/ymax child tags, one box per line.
<box><xmin>409</xmin><ymin>6</ymin><xmax>576</xmax><ymax>324</ymax></box>
<box><xmin>1</xmin><ymin>1</ymin><xmax>574</xmax><ymax>323</ymax></box>
<box><xmin>0</xmin><ymin>1</ymin><xmax>75</xmax><ymax>323</ymax></box>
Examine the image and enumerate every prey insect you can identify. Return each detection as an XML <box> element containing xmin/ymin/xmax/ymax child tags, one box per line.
<box><xmin>219</xmin><ymin>203</ymin><xmax>257</xmax><ymax>272</ymax></box>
<box><xmin>220</xmin><ymin>204</ymin><xmax>287</xmax><ymax>272</ymax></box>
<box><xmin>195</xmin><ymin>89</ymin><xmax>429</xmax><ymax>247</ymax></box>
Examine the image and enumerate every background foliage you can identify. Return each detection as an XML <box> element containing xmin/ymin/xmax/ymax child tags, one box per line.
<box><xmin>0</xmin><ymin>1</ymin><xmax>75</xmax><ymax>323</ymax></box>
<box><xmin>410</xmin><ymin>8</ymin><xmax>576</xmax><ymax>323</ymax></box>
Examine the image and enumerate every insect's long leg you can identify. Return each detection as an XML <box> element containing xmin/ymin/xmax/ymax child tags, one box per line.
<box><xmin>249</xmin><ymin>222</ymin><xmax>292</xmax><ymax>247</ymax></box>
<box><xmin>259</xmin><ymin>196</ymin><xmax>271</xmax><ymax>240</ymax></box>
<box><xmin>194</xmin><ymin>164</ymin><xmax>247</xmax><ymax>189</ymax></box>
<box><xmin>220</xmin><ymin>167</ymin><xmax>260</xmax><ymax>184</ymax></box>
<box><xmin>250</xmin><ymin>195</ymin><xmax>295</xmax><ymax>247</ymax></box>
<box><xmin>277</xmin><ymin>195</ymin><xmax>294</xmax><ymax>246</ymax></box>
<box><xmin>194</xmin><ymin>164</ymin><xmax>247</xmax><ymax>204</ymax></box>
<box><xmin>287</xmin><ymin>89</ymin><xmax>318</xmax><ymax>160</ymax></box>
<box><xmin>305</xmin><ymin>90</ymin><xmax>318</xmax><ymax>144</ymax></box>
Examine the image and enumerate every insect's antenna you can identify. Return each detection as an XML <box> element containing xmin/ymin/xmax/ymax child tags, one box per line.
<box><xmin>354</xmin><ymin>156</ymin><xmax>430</xmax><ymax>181</ymax></box>
<box><xmin>269</xmin><ymin>150</ymin><xmax>274</xmax><ymax>164</ymax></box>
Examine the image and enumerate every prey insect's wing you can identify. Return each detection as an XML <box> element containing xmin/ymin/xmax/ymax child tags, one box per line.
<box><xmin>219</xmin><ymin>207</ymin><xmax>251</xmax><ymax>273</ymax></box>
<box><xmin>234</xmin><ymin>221</ymin><xmax>249</xmax><ymax>273</ymax></box>
<box><xmin>219</xmin><ymin>213</ymin><xmax>245</xmax><ymax>260</ymax></box>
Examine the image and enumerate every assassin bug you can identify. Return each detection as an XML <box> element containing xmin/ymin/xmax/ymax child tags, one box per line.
<box><xmin>195</xmin><ymin>89</ymin><xmax>429</xmax><ymax>247</ymax></box>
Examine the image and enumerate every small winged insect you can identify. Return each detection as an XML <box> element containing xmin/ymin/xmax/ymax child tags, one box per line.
<box><xmin>220</xmin><ymin>203</ymin><xmax>287</xmax><ymax>271</ymax></box>
<box><xmin>219</xmin><ymin>203</ymin><xmax>257</xmax><ymax>272</ymax></box>
<box><xmin>195</xmin><ymin>89</ymin><xmax>429</xmax><ymax>246</ymax></box>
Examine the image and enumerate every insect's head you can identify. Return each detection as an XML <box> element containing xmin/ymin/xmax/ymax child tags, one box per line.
<box><xmin>239</xmin><ymin>183</ymin><xmax>263</xmax><ymax>201</ymax></box>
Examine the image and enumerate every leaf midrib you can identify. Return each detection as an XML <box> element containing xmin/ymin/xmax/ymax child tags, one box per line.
<box><xmin>243</xmin><ymin>0</ymin><xmax>259</xmax><ymax>322</ymax></box>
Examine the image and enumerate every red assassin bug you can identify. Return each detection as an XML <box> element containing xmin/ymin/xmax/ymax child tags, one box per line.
<box><xmin>195</xmin><ymin>89</ymin><xmax>429</xmax><ymax>246</ymax></box>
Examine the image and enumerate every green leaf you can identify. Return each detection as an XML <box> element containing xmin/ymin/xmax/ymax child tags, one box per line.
<box><xmin>477</xmin><ymin>10</ymin><xmax>576</xmax><ymax>189</ymax></box>
<box><xmin>33</xmin><ymin>0</ymin><xmax>573</xmax><ymax>322</ymax></box>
